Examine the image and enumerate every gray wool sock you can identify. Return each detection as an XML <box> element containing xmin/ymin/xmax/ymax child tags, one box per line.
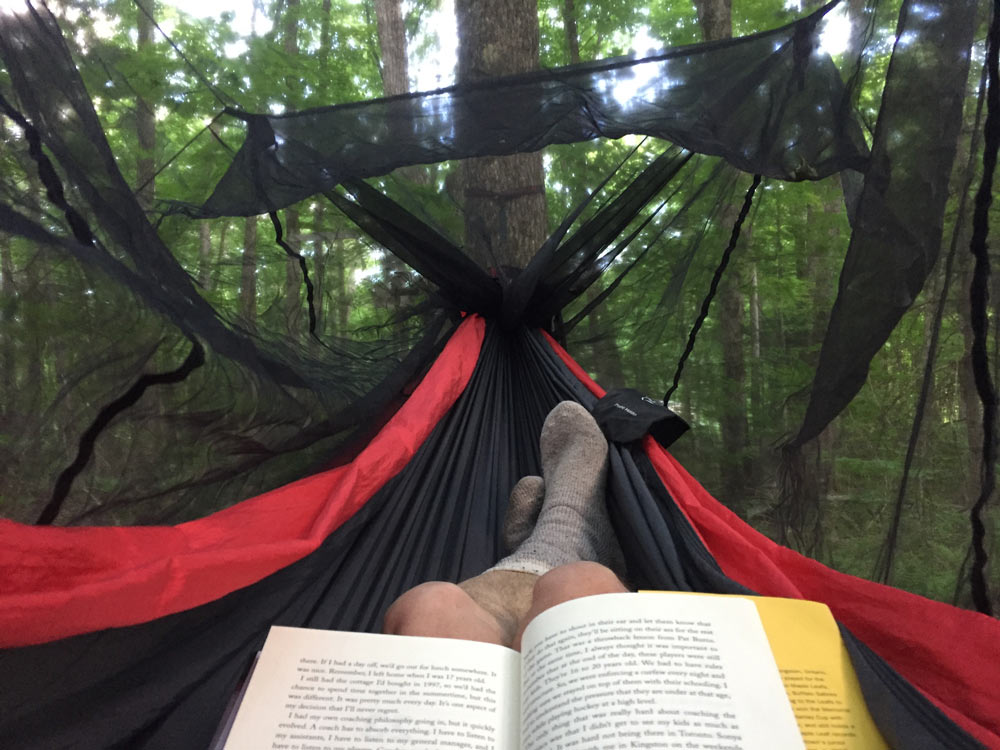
<box><xmin>502</xmin><ymin>476</ymin><xmax>545</xmax><ymax>554</ymax></box>
<box><xmin>494</xmin><ymin>401</ymin><xmax>625</xmax><ymax>577</ymax></box>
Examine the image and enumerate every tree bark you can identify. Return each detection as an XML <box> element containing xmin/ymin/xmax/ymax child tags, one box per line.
<box><xmin>283</xmin><ymin>209</ymin><xmax>302</xmax><ymax>337</ymax></box>
<box><xmin>691</xmin><ymin>0</ymin><xmax>731</xmax><ymax>43</ymax></box>
<box><xmin>565</xmin><ymin>0</ymin><xmax>627</xmax><ymax>388</ymax></box>
<box><xmin>135</xmin><ymin>1</ymin><xmax>156</xmax><ymax>211</ymax></box>
<box><xmin>585</xmin><ymin>287</ymin><xmax>626</xmax><ymax>387</ymax></box>
<box><xmin>456</xmin><ymin>0</ymin><xmax>548</xmax><ymax>270</ymax></box>
<box><xmin>333</xmin><ymin>250</ymin><xmax>351</xmax><ymax>336</ymax></box>
<box><xmin>198</xmin><ymin>221</ymin><xmax>213</xmax><ymax>290</ymax></box>
<box><xmin>313</xmin><ymin>203</ymin><xmax>327</xmax><ymax>338</ymax></box>
<box><xmin>374</xmin><ymin>0</ymin><xmax>408</xmax><ymax>96</ymax></box>
<box><xmin>282</xmin><ymin>0</ymin><xmax>303</xmax><ymax>337</ymax></box>
<box><xmin>749</xmin><ymin>262</ymin><xmax>763</xmax><ymax>453</ymax></box>
<box><xmin>212</xmin><ymin>221</ymin><xmax>230</xmax><ymax>291</ymax></box>
<box><xmin>719</xmin><ymin>259</ymin><xmax>750</xmax><ymax>507</ymax></box>
<box><xmin>241</xmin><ymin>217</ymin><xmax>258</xmax><ymax>331</ymax></box>
<box><xmin>692</xmin><ymin>0</ymin><xmax>749</xmax><ymax>510</ymax></box>
<box><xmin>373</xmin><ymin>0</ymin><xmax>422</xmax><ymax>314</ymax></box>
<box><xmin>562</xmin><ymin>0</ymin><xmax>581</xmax><ymax>64</ymax></box>
<box><xmin>958</xmin><ymin>227</ymin><xmax>983</xmax><ymax>507</ymax></box>
<box><xmin>0</xmin><ymin>233</ymin><xmax>14</xmax><ymax>417</ymax></box>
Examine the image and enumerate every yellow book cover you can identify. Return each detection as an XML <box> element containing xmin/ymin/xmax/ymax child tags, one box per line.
<box><xmin>642</xmin><ymin>591</ymin><xmax>888</xmax><ymax>750</ymax></box>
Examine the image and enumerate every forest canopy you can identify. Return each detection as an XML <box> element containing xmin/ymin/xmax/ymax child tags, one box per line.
<box><xmin>0</xmin><ymin>0</ymin><xmax>997</xmax><ymax>614</ymax></box>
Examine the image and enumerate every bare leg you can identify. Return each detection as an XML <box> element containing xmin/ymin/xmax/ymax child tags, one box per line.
<box><xmin>513</xmin><ymin>561</ymin><xmax>626</xmax><ymax>650</ymax></box>
<box><xmin>457</xmin><ymin>570</ymin><xmax>537</xmax><ymax>645</ymax></box>
<box><xmin>383</xmin><ymin>580</ymin><xmax>515</xmax><ymax>646</ymax></box>
<box><xmin>384</xmin><ymin>403</ymin><xmax>625</xmax><ymax>648</ymax></box>
<box><xmin>383</xmin><ymin>562</ymin><xmax>625</xmax><ymax>651</ymax></box>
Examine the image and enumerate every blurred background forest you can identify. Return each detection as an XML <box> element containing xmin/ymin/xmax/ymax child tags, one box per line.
<box><xmin>1</xmin><ymin>0</ymin><xmax>997</xmax><ymax>612</ymax></box>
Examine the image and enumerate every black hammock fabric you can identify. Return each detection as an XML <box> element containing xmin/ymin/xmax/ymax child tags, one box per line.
<box><xmin>0</xmin><ymin>320</ymin><xmax>996</xmax><ymax>749</ymax></box>
<box><xmin>1</xmin><ymin>1</ymin><xmax>999</xmax><ymax>747</ymax></box>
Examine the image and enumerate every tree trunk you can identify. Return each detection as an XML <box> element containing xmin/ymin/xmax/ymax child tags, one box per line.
<box><xmin>749</xmin><ymin>262</ymin><xmax>763</xmax><ymax>454</ymax></box>
<box><xmin>562</xmin><ymin>0</ymin><xmax>581</xmax><ymax>64</ymax></box>
<box><xmin>455</xmin><ymin>0</ymin><xmax>548</xmax><ymax>270</ymax></box>
<box><xmin>958</xmin><ymin>229</ymin><xmax>983</xmax><ymax>507</ymax></box>
<box><xmin>719</xmin><ymin>263</ymin><xmax>749</xmax><ymax>508</ymax></box>
<box><xmin>211</xmin><ymin>220</ymin><xmax>230</xmax><ymax>291</ymax></box>
<box><xmin>313</xmin><ymin>0</ymin><xmax>333</xmax><ymax>339</ymax></box>
<box><xmin>198</xmin><ymin>221</ymin><xmax>212</xmax><ymax>290</ymax></box>
<box><xmin>813</xmin><ymin>189</ymin><xmax>844</xmax><ymax>505</ymax></box>
<box><xmin>241</xmin><ymin>216</ymin><xmax>258</xmax><ymax>331</ymax></box>
<box><xmin>135</xmin><ymin>1</ymin><xmax>156</xmax><ymax>211</ymax></box>
<box><xmin>691</xmin><ymin>0</ymin><xmax>731</xmax><ymax>42</ymax></box>
<box><xmin>374</xmin><ymin>0</ymin><xmax>408</xmax><ymax>96</ymax></box>
<box><xmin>281</xmin><ymin>0</ymin><xmax>303</xmax><ymax>338</ymax></box>
<box><xmin>692</xmin><ymin>0</ymin><xmax>749</xmax><ymax>511</ymax></box>
<box><xmin>283</xmin><ymin>209</ymin><xmax>302</xmax><ymax>337</ymax></box>
<box><xmin>372</xmin><ymin>0</ymin><xmax>421</xmax><ymax>318</ymax></box>
<box><xmin>586</xmin><ymin>286</ymin><xmax>626</xmax><ymax>387</ymax></box>
<box><xmin>566</xmin><ymin>0</ymin><xmax>627</xmax><ymax>388</ymax></box>
<box><xmin>785</xmin><ymin>184</ymin><xmax>840</xmax><ymax>552</ymax></box>
<box><xmin>0</xmin><ymin>233</ymin><xmax>15</xmax><ymax>418</ymax></box>
<box><xmin>24</xmin><ymin>244</ymin><xmax>43</xmax><ymax>413</ymax></box>
<box><xmin>313</xmin><ymin>203</ymin><xmax>327</xmax><ymax>337</ymax></box>
<box><xmin>333</xmin><ymin>250</ymin><xmax>351</xmax><ymax>336</ymax></box>
<box><xmin>319</xmin><ymin>0</ymin><xmax>333</xmax><ymax>92</ymax></box>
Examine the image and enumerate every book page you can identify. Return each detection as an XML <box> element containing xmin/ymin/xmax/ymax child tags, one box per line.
<box><xmin>519</xmin><ymin>593</ymin><xmax>804</xmax><ymax>750</ymax></box>
<box><xmin>222</xmin><ymin>627</ymin><xmax>520</xmax><ymax>750</ymax></box>
<box><xmin>751</xmin><ymin>597</ymin><xmax>887</xmax><ymax>750</ymax></box>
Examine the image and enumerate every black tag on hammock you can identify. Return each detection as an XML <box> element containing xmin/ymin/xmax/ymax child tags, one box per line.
<box><xmin>592</xmin><ymin>388</ymin><xmax>689</xmax><ymax>448</ymax></box>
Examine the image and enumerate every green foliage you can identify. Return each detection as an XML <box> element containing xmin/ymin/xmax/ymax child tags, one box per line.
<box><xmin>1</xmin><ymin>0</ymin><xmax>996</xmax><ymax>608</ymax></box>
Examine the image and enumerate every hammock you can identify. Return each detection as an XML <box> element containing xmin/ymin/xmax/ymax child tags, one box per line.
<box><xmin>1</xmin><ymin>319</ymin><xmax>997</xmax><ymax>748</ymax></box>
<box><xmin>1</xmin><ymin>0</ymin><xmax>998</xmax><ymax>747</ymax></box>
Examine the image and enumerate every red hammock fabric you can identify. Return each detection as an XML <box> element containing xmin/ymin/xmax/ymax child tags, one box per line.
<box><xmin>546</xmin><ymin>331</ymin><xmax>1000</xmax><ymax>750</ymax></box>
<box><xmin>0</xmin><ymin>316</ymin><xmax>486</xmax><ymax>648</ymax></box>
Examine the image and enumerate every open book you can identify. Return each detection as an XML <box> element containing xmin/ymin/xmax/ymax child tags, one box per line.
<box><xmin>219</xmin><ymin>592</ymin><xmax>887</xmax><ymax>750</ymax></box>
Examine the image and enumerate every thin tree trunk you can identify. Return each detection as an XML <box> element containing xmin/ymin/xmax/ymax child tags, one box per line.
<box><xmin>24</xmin><ymin>243</ymin><xmax>43</xmax><ymax>413</ymax></box>
<box><xmin>282</xmin><ymin>0</ymin><xmax>303</xmax><ymax>338</ymax></box>
<box><xmin>749</xmin><ymin>263</ymin><xmax>763</xmax><ymax>453</ymax></box>
<box><xmin>691</xmin><ymin>0</ymin><xmax>731</xmax><ymax>42</ymax></box>
<box><xmin>283</xmin><ymin>209</ymin><xmax>302</xmax><ymax>337</ymax></box>
<box><xmin>0</xmin><ymin>240</ymin><xmax>16</xmax><ymax>434</ymax></box>
<box><xmin>0</xmin><ymin>126</ymin><xmax>16</xmax><ymax>421</ymax></box>
<box><xmin>562</xmin><ymin>0</ymin><xmax>581</xmax><ymax>64</ymax></box>
<box><xmin>198</xmin><ymin>221</ymin><xmax>212</xmax><ymax>290</ymax></box>
<box><xmin>585</xmin><ymin>287</ymin><xmax>626</xmax><ymax>387</ymax></box>
<box><xmin>211</xmin><ymin>220</ymin><xmax>230</xmax><ymax>291</ymax></box>
<box><xmin>372</xmin><ymin>0</ymin><xmax>418</xmax><ymax>319</ymax></box>
<box><xmin>456</xmin><ymin>0</ymin><xmax>548</xmax><ymax>270</ymax></box>
<box><xmin>692</xmin><ymin>0</ymin><xmax>749</xmax><ymax>511</ymax></box>
<box><xmin>334</xmin><ymin>250</ymin><xmax>350</xmax><ymax>336</ymax></box>
<box><xmin>719</xmin><ymin>262</ymin><xmax>749</xmax><ymax>508</ymax></box>
<box><xmin>374</xmin><ymin>0</ymin><xmax>408</xmax><ymax>96</ymax></box>
<box><xmin>319</xmin><ymin>0</ymin><xmax>333</xmax><ymax>85</ymax></box>
<box><xmin>312</xmin><ymin>0</ymin><xmax>332</xmax><ymax>340</ymax></box>
<box><xmin>313</xmin><ymin>203</ymin><xmax>327</xmax><ymax>337</ymax></box>
<box><xmin>566</xmin><ymin>0</ymin><xmax>626</xmax><ymax>386</ymax></box>
<box><xmin>959</xmin><ymin>220</ymin><xmax>983</xmax><ymax>508</ymax></box>
<box><xmin>241</xmin><ymin>216</ymin><xmax>258</xmax><ymax>331</ymax></box>
<box><xmin>135</xmin><ymin>1</ymin><xmax>156</xmax><ymax>211</ymax></box>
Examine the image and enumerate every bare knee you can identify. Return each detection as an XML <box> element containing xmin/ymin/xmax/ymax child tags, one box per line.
<box><xmin>383</xmin><ymin>582</ymin><xmax>468</xmax><ymax>636</ymax></box>
<box><xmin>532</xmin><ymin>562</ymin><xmax>627</xmax><ymax>610</ymax></box>
<box><xmin>383</xmin><ymin>581</ymin><xmax>507</xmax><ymax>645</ymax></box>
<box><xmin>513</xmin><ymin>562</ymin><xmax>627</xmax><ymax>650</ymax></box>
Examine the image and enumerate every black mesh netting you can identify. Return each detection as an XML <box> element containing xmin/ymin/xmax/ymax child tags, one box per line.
<box><xmin>0</xmin><ymin>0</ymin><xmax>992</xmax><ymax>614</ymax></box>
<box><xmin>2</xmin><ymin>0</ymin><xmax>999</xmax><ymax>745</ymax></box>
